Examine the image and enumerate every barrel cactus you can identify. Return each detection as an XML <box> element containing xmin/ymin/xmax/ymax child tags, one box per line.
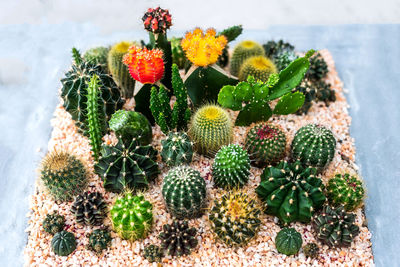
<box><xmin>51</xmin><ymin>230</ymin><xmax>77</xmax><ymax>256</ymax></box>
<box><xmin>291</xmin><ymin>124</ymin><xmax>336</xmax><ymax>171</ymax></box>
<box><xmin>162</xmin><ymin>166</ymin><xmax>207</xmax><ymax>219</ymax></box>
<box><xmin>87</xmin><ymin>229</ymin><xmax>112</xmax><ymax>254</ymax></box>
<box><xmin>83</xmin><ymin>46</ymin><xmax>109</xmax><ymax>69</ymax></box>
<box><xmin>212</xmin><ymin>144</ymin><xmax>250</xmax><ymax>189</ymax></box>
<box><xmin>161</xmin><ymin>132</ymin><xmax>193</xmax><ymax>166</ymax></box>
<box><xmin>71</xmin><ymin>191</ymin><xmax>107</xmax><ymax>226</ymax></box>
<box><xmin>143</xmin><ymin>244</ymin><xmax>163</xmax><ymax>263</ymax></box>
<box><xmin>230</xmin><ymin>40</ymin><xmax>264</xmax><ymax>76</ymax></box>
<box><xmin>159</xmin><ymin>220</ymin><xmax>198</xmax><ymax>257</ymax></box>
<box><xmin>275</xmin><ymin>228</ymin><xmax>302</xmax><ymax>256</ymax></box>
<box><xmin>110</xmin><ymin>193</ymin><xmax>153</xmax><ymax>241</ymax></box>
<box><xmin>238</xmin><ymin>56</ymin><xmax>277</xmax><ymax>82</ymax></box>
<box><xmin>327</xmin><ymin>173</ymin><xmax>365</xmax><ymax>211</ymax></box>
<box><xmin>256</xmin><ymin>160</ymin><xmax>326</xmax><ymax>225</ymax></box>
<box><xmin>42</xmin><ymin>212</ymin><xmax>65</xmax><ymax>235</ymax></box>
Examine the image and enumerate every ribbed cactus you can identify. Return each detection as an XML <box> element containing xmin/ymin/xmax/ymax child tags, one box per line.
<box><xmin>51</xmin><ymin>231</ymin><xmax>76</xmax><ymax>256</ymax></box>
<box><xmin>238</xmin><ymin>56</ymin><xmax>277</xmax><ymax>82</ymax></box>
<box><xmin>87</xmin><ymin>229</ymin><xmax>112</xmax><ymax>254</ymax></box>
<box><xmin>230</xmin><ymin>40</ymin><xmax>264</xmax><ymax>76</ymax></box>
<box><xmin>161</xmin><ymin>132</ymin><xmax>193</xmax><ymax>166</ymax></box>
<box><xmin>209</xmin><ymin>191</ymin><xmax>261</xmax><ymax>246</ymax></box>
<box><xmin>291</xmin><ymin>124</ymin><xmax>336</xmax><ymax>171</ymax></box>
<box><xmin>256</xmin><ymin>161</ymin><xmax>326</xmax><ymax>225</ymax></box>
<box><xmin>212</xmin><ymin>144</ymin><xmax>250</xmax><ymax>189</ymax></box>
<box><xmin>42</xmin><ymin>212</ymin><xmax>65</xmax><ymax>235</ymax></box>
<box><xmin>162</xmin><ymin>166</ymin><xmax>207</xmax><ymax>219</ymax></box>
<box><xmin>275</xmin><ymin>228</ymin><xmax>302</xmax><ymax>256</ymax></box>
<box><xmin>245</xmin><ymin>123</ymin><xmax>287</xmax><ymax>166</ymax></box>
<box><xmin>273</xmin><ymin>52</ymin><xmax>298</xmax><ymax>71</ymax></box>
<box><xmin>71</xmin><ymin>191</ymin><xmax>107</xmax><ymax>226</ymax></box>
<box><xmin>83</xmin><ymin>46</ymin><xmax>109</xmax><ymax>69</ymax></box>
<box><xmin>327</xmin><ymin>173</ymin><xmax>365</xmax><ymax>211</ymax></box>
<box><xmin>143</xmin><ymin>244</ymin><xmax>163</xmax><ymax>263</ymax></box>
<box><xmin>188</xmin><ymin>104</ymin><xmax>233</xmax><ymax>155</ymax></box>
<box><xmin>159</xmin><ymin>220</ymin><xmax>198</xmax><ymax>257</ymax></box>
<box><xmin>110</xmin><ymin>193</ymin><xmax>153</xmax><ymax>241</ymax></box>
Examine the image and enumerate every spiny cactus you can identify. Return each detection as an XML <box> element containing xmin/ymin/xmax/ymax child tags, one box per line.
<box><xmin>40</xmin><ymin>151</ymin><xmax>87</xmax><ymax>202</ymax></box>
<box><xmin>327</xmin><ymin>173</ymin><xmax>365</xmax><ymax>211</ymax></box>
<box><xmin>94</xmin><ymin>137</ymin><xmax>159</xmax><ymax>193</ymax></box>
<box><xmin>256</xmin><ymin>160</ymin><xmax>326</xmax><ymax>225</ymax></box>
<box><xmin>42</xmin><ymin>212</ymin><xmax>65</xmax><ymax>235</ymax></box>
<box><xmin>212</xmin><ymin>144</ymin><xmax>250</xmax><ymax>189</ymax></box>
<box><xmin>71</xmin><ymin>191</ymin><xmax>107</xmax><ymax>226</ymax></box>
<box><xmin>83</xmin><ymin>46</ymin><xmax>109</xmax><ymax>70</ymax></box>
<box><xmin>312</xmin><ymin>205</ymin><xmax>360</xmax><ymax>247</ymax></box>
<box><xmin>188</xmin><ymin>104</ymin><xmax>233</xmax><ymax>155</ymax></box>
<box><xmin>275</xmin><ymin>228</ymin><xmax>302</xmax><ymax>256</ymax></box>
<box><xmin>238</xmin><ymin>56</ymin><xmax>277</xmax><ymax>82</ymax></box>
<box><xmin>245</xmin><ymin>123</ymin><xmax>287</xmax><ymax>166</ymax></box>
<box><xmin>209</xmin><ymin>191</ymin><xmax>261</xmax><ymax>246</ymax></box>
<box><xmin>162</xmin><ymin>166</ymin><xmax>207</xmax><ymax>219</ymax></box>
<box><xmin>159</xmin><ymin>220</ymin><xmax>198</xmax><ymax>257</ymax></box>
<box><xmin>86</xmin><ymin>75</ymin><xmax>103</xmax><ymax>161</ymax></box>
<box><xmin>274</xmin><ymin>51</ymin><xmax>298</xmax><ymax>71</ymax></box>
<box><xmin>51</xmin><ymin>231</ymin><xmax>76</xmax><ymax>256</ymax></box>
<box><xmin>306</xmin><ymin>52</ymin><xmax>329</xmax><ymax>81</ymax></box>
<box><xmin>230</xmin><ymin>40</ymin><xmax>265</xmax><ymax>76</ymax></box>
<box><xmin>110</xmin><ymin>193</ymin><xmax>153</xmax><ymax>241</ymax></box>
<box><xmin>87</xmin><ymin>229</ymin><xmax>112</xmax><ymax>254</ymax></box>
<box><xmin>303</xmin><ymin>243</ymin><xmax>319</xmax><ymax>258</ymax></box>
<box><xmin>291</xmin><ymin>124</ymin><xmax>336</xmax><ymax>171</ymax></box>
<box><xmin>143</xmin><ymin>244</ymin><xmax>163</xmax><ymax>263</ymax></box>
<box><xmin>263</xmin><ymin>40</ymin><xmax>295</xmax><ymax>61</ymax></box>
<box><xmin>161</xmin><ymin>132</ymin><xmax>193</xmax><ymax>166</ymax></box>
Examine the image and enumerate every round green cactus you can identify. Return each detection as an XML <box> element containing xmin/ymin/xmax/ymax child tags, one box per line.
<box><xmin>275</xmin><ymin>228</ymin><xmax>302</xmax><ymax>256</ymax></box>
<box><xmin>87</xmin><ymin>229</ymin><xmax>112</xmax><ymax>254</ymax></box>
<box><xmin>159</xmin><ymin>220</ymin><xmax>198</xmax><ymax>257</ymax></box>
<box><xmin>188</xmin><ymin>104</ymin><xmax>233</xmax><ymax>155</ymax></box>
<box><xmin>245</xmin><ymin>123</ymin><xmax>287</xmax><ymax>167</ymax></box>
<box><xmin>110</xmin><ymin>193</ymin><xmax>153</xmax><ymax>241</ymax></box>
<box><xmin>238</xmin><ymin>56</ymin><xmax>277</xmax><ymax>82</ymax></box>
<box><xmin>109</xmin><ymin>110</ymin><xmax>152</xmax><ymax>145</ymax></box>
<box><xmin>291</xmin><ymin>124</ymin><xmax>336</xmax><ymax>171</ymax></box>
<box><xmin>212</xmin><ymin>144</ymin><xmax>250</xmax><ymax>189</ymax></box>
<box><xmin>209</xmin><ymin>191</ymin><xmax>261</xmax><ymax>246</ymax></box>
<box><xmin>327</xmin><ymin>173</ymin><xmax>365</xmax><ymax>211</ymax></box>
<box><xmin>40</xmin><ymin>151</ymin><xmax>88</xmax><ymax>202</ymax></box>
<box><xmin>51</xmin><ymin>230</ymin><xmax>77</xmax><ymax>256</ymax></box>
<box><xmin>143</xmin><ymin>244</ymin><xmax>163</xmax><ymax>263</ymax></box>
<box><xmin>83</xmin><ymin>46</ymin><xmax>109</xmax><ymax>69</ymax></box>
<box><xmin>42</xmin><ymin>212</ymin><xmax>65</xmax><ymax>235</ymax></box>
<box><xmin>230</xmin><ymin>40</ymin><xmax>264</xmax><ymax>76</ymax></box>
<box><xmin>256</xmin><ymin>160</ymin><xmax>326</xmax><ymax>225</ymax></box>
<box><xmin>303</xmin><ymin>243</ymin><xmax>319</xmax><ymax>258</ymax></box>
<box><xmin>162</xmin><ymin>166</ymin><xmax>207</xmax><ymax>219</ymax></box>
<box><xmin>71</xmin><ymin>191</ymin><xmax>107</xmax><ymax>226</ymax></box>
<box><xmin>161</xmin><ymin>132</ymin><xmax>193</xmax><ymax>166</ymax></box>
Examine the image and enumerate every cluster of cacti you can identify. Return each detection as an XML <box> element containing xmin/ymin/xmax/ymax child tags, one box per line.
<box><xmin>87</xmin><ymin>229</ymin><xmax>112</xmax><ymax>254</ymax></box>
<box><xmin>143</xmin><ymin>244</ymin><xmax>163</xmax><ymax>263</ymax></box>
<box><xmin>83</xmin><ymin>46</ymin><xmax>109</xmax><ymax>69</ymax></box>
<box><xmin>238</xmin><ymin>55</ymin><xmax>278</xmax><ymax>82</ymax></box>
<box><xmin>275</xmin><ymin>228</ymin><xmax>302</xmax><ymax>256</ymax></box>
<box><xmin>230</xmin><ymin>40</ymin><xmax>264</xmax><ymax>76</ymax></box>
<box><xmin>291</xmin><ymin>124</ymin><xmax>336</xmax><ymax>171</ymax></box>
<box><xmin>159</xmin><ymin>220</ymin><xmax>198</xmax><ymax>257</ymax></box>
<box><xmin>162</xmin><ymin>166</ymin><xmax>207</xmax><ymax>218</ymax></box>
<box><xmin>40</xmin><ymin>150</ymin><xmax>88</xmax><ymax>202</ymax></box>
<box><xmin>110</xmin><ymin>193</ymin><xmax>153</xmax><ymax>241</ymax></box>
<box><xmin>245</xmin><ymin>123</ymin><xmax>287</xmax><ymax>166</ymax></box>
<box><xmin>327</xmin><ymin>173</ymin><xmax>365</xmax><ymax>211</ymax></box>
<box><xmin>161</xmin><ymin>132</ymin><xmax>193</xmax><ymax>166</ymax></box>
<box><xmin>294</xmin><ymin>79</ymin><xmax>336</xmax><ymax>114</ymax></box>
<box><xmin>209</xmin><ymin>191</ymin><xmax>261</xmax><ymax>246</ymax></box>
<box><xmin>212</xmin><ymin>144</ymin><xmax>250</xmax><ymax>189</ymax></box>
<box><xmin>306</xmin><ymin>53</ymin><xmax>329</xmax><ymax>81</ymax></box>
<box><xmin>51</xmin><ymin>230</ymin><xmax>77</xmax><ymax>256</ymax></box>
<box><xmin>256</xmin><ymin>160</ymin><xmax>326</xmax><ymax>224</ymax></box>
<box><xmin>42</xmin><ymin>212</ymin><xmax>65</xmax><ymax>235</ymax></box>
<box><xmin>303</xmin><ymin>243</ymin><xmax>319</xmax><ymax>258</ymax></box>
<box><xmin>71</xmin><ymin>191</ymin><xmax>107</xmax><ymax>226</ymax></box>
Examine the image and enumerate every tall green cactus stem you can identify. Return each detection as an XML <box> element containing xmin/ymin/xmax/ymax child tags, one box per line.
<box><xmin>256</xmin><ymin>160</ymin><xmax>326</xmax><ymax>224</ymax></box>
<box><xmin>238</xmin><ymin>56</ymin><xmax>278</xmax><ymax>82</ymax></box>
<box><xmin>83</xmin><ymin>46</ymin><xmax>109</xmax><ymax>70</ymax></box>
<box><xmin>161</xmin><ymin>132</ymin><xmax>193</xmax><ymax>166</ymax></box>
<box><xmin>162</xmin><ymin>166</ymin><xmax>207</xmax><ymax>219</ymax></box>
<box><xmin>327</xmin><ymin>173</ymin><xmax>365</xmax><ymax>211</ymax></box>
<box><xmin>291</xmin><ymin>124</ymin><xmax>336</xmax><ymax>171</ymax></box>
<box><xmin>110</xmin><ymin>193</ymin><xmax>153</xmax><ymax>241</ymax></box>
<box><xmin>188</xmin><ymin>104</ymin><xmax>233</xmax><ymax>155</ymax></box>
<box><xmin>230</xmin><ymin>41</ymin><xmax>264</xmax><ymax>76</ymax></box>
<box><xmin>212</xmin><ymin>144</ymin><xmax>250</xmax><ymax>189</ymax></box>
<box><xmin>275</xmin><ymin>228</ymin><xmax>302</xmax><ymax>256</ymax></box>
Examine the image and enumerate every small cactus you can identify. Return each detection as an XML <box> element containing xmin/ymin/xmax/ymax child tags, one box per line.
<box><xmin>161</xmin><ymin>132</ymin><xmax>193</xmax><ymax>166</ymax></box>
<box><xmin>327</xmin><ymin>173</ymin><xmax>365</xmax><ymax>211</ymax></box>
<box><xmin>143</xmin><ymin>244</ymin><xmax>163</xmax><ymax>263</ymax></box>
<box><xmin>71</xmin><ymin>191</ymin><xmax>107</xmax><ymax>226</ymax></box>
<box><xmin>83</xmin><ymin>46</ymin><xmax>109</xmax><ymax>69</ymax></box>
<box><xmin>275</xmin><ymin>228</ymin><xmax>302</xmax><ymax>256</ymax></box>
<box><xmin>159</xmin><ymin>221</ymin><xmax>198</xmax><ymax>257</ymax></box>
<box><xmin>51</xmin><ymin>231</ymin><xmax>76</xmax><ymax>256</ymax></box>
<box><xmin>238</xmin><ymin>56</ymin><xmax>277</xmax><ymax>82</ymax></box>
<box><xmin>263</xmin><ymin>40</ymin><xmax>295</xmax><ymax>61</ymax></box>
<box><xmin>306</xmin><ymin>52</ymin><xmax>329</xmax><ymax>81</ymax></box>
<box><xmin>42</xmin><ymin>212</ymin><xmax>65</xmax><ymax>235</ymax></box>
<box><xmin>303</xmin><ymin>243</ymin><xmax>319</xmax><ymax>258</ymax></box>
<box><xmin>230</xmin><ymin>40</ymin><xmax>264</xmax><ymax>76</ymax></box>
<box><xmin>87</xmin><ymin>229</ymin><xmax>112</xmax><ymax>254</ymax></box>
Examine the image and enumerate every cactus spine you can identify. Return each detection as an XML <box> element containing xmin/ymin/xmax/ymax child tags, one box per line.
<box><xmin>230</xmin><ymin>40</ymin><xmax>264</xmax><ymax>76</ymax></box>
<box><xmin>143</xmin><ymin>244</ymin><xmax>163</xmax><ymax>263</ymax></box>
<box><xmin>86</xmin><ymin>75</ymin><xmax>103</xmax><ymax>161</ymax></box>
<box><xmin>327</xmin><ymin>173</ymin><xmax>365</xmax><ymax>211</ymax></box>
<box><xmin>161</xmin><ymin>132</ymin><xmax>193</xmax><ymax>166</ymax></box>
<box><xmin>238</xmin><ymin>56</ymin><xmax>277</xmax><ymax>82</ymax></box>
<box><xmin>71</xmin><ymin>191</ymin><xmax>107</xmax><ymax>226</ymax></box>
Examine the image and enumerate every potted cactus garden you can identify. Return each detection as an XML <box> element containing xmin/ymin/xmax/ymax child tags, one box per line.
<box><xmin>24</xmin><ymin>6</ymin><xmax>373</xmax><ymax>266</ymax></box>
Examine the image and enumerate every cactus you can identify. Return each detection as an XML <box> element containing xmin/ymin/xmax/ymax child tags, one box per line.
<box><xmin>40</xmin><ymin>151</ymin><xmax>87</xmax><ymax>202</ymax></box>
<box><xmin>263</xmin><ymin>40</ymin><xmax>295</xmax><ymax>61</ymax></box>
<box><xmin>230</xmin><ymin>40</ymin><xmax>264</xmax><ymax>77</ymax></box>
<box><xmin>161</xmin><ymin>132</ymin><xmax>193</xmax><ymax>166</ymax></box>
<box><xmin>216</xmin><ymin>25</ymin><xmax>243</xmax><ymax>68</ymax></box>
<box><xmin>143</xmin><ymin>244</ymin><xmax>163</xmax><ymax>263</ymax></box>
<box><xmin>61</xmin><ymin>48</ymin><xmax>123</xmax><ymax>136</ymax></box>
<box><xmin>212</xmin><ymin>144</ymin><xmax>250</xmax><ymax>189</ymax></box>
<box><xmin>95</xmin><ymin>137</ymin><xmax>159</xmax><ymax>193</ymax></box>
<box><xmin>188</xmin><ymin>104</ymin><xmax>233</xmax><ymax>155</ymax></box>
<box><xmin>312</xmin><ymin>205</ymin><xmax>360</xmax><ymax>247</ymax></box>
<box><xmin>109</xmin><ymin>110</ymin><xmax>152</xmax><ymax>145</ymax></box>
<box><xmin>83</xmin><ymin>46</ymin><xmax>109</xmax><ymax>70</ymax></box>
<box><xmin>256</xmin><ymin>160</ymin><xmax>326</xmax><ymax>225</ymax></box>
<box><xmin>315</xmin><ymin>80</ymin><xmax>336</xmax><ymax>103</ymax></box>
<box><xmin>306</xmin><ymin>52</ymin><xmax>329</xmax><ymax>81</ymax></box>
<box><xmin>71</xmin><ymin>191</ymin><xmax>107</xmax><ymax>226</ymax></box>
<box><xmin>209</xmin><ymin>191</ymin><xmax>261</xmax><ymax>246</ymax></box>
<box><xmin>110</xmin><ymin>193</ymin><xmax>153</xmax><ymax>241</ymax></box>
<box><xmin>42</xmin><ymin>212</ymin><xmax>65</xmax><ymax>235</ymax></box>
<box><xmin>170</xmin><ymin>37</ymin><xmax>186</xmax><ymax>69</ymax></box>
<box><xmin>87</xmin><ymin>229</ymin><xmax>112</xmax><ymax>254</ymax></box>
<box><xmin>162</xmin><ymin>166</ymin><xmax>207</xmax><ymax>219</ymax></box>
<box><xmin>275</xmin><ymin>228</ymin><xmax>302</xmax><ymax>256</ymax></box>
<box><xmin>51</xmin><ymin>231</ymin><xmax>76</xmax><ymax>256</ymax></box>
<box><xmin>274</xmin><ymin>52</ymin><xmax>298</xmax><ymax>71</ymax></box>
<box><xmin>238</xmin><ymin>56</ymin><xmax>278</xmax><ymax>82</ymax></box>
<box><xmin>291</xmin><ymin>124</ymin><xmax>336</xmax><ymax>171</ymax></box>
<box><xmin>86</xmin><ymin>75</ymin><xmax>103</xmax><ymax>161</ymax></box>
<box><xmin>303</xmin><ymin>243</ymin><xmax>319</xmax><ymax>258</ymax></box>
<box><xmin>159</xmin><ymin>220</ymin><xmax>198</xmax><ymax>257</ymax></box>
<box><xmin>245</xmin><ymin>123</ymin><xmax>287</xmax><ymax>166</ymax></box>
<box><xmin>327</xmin><ymin>173</ymin><xmax>365</xmax><ymax>211</ymax></box>
<box><xmin>108</xmin><ymin>41</ymin><xmax>136</xmax><ymax>99</ymax></box>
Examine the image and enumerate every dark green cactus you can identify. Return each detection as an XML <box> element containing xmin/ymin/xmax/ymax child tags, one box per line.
<box><xmin>162</xmin><ymin>166</ymin><xmax>207</xmax><ymax>219</ymax></box>
<box><xmin>51</xmin><ymin>231</ymin><xmax>76</xmax><ymax>256</ymax></box>
<box><xmin>94</xmin><ymin>137</ymin><xmax>159</xmax><ymax>193</ymax></box>
<box><xmin>161</xmin><ymin>132</ymin><xmax>193</xmax><ymax>166</ymax></box>
<box><xmin>303</xmin><ymin>243</ymin><xmax>319</xmax><ymax>258</ymax></box>
<box><xmin>275</xmin><ymin>228</ymin><xmax>302</xmax><ymax>256</ymax></box>
<box><xmin>312</xmin><ymin>205</ymin><xmax>360</xmax><ymax>247</ymax></box>
<box><xmin>159</xmin><ymin>220</ymin><xmax>198</xmax><ymax>257</ymax></box>
<box><xmin>256</xmin><ymin>160</ymin><xmax>326</xmax><ymax>224</ymax></box>
<box><xmin>87</xmin><ymin>229</ymin><xmax>112</xmax><ymax>254</ymax></box>
<box><xmin>86</xmin><ymin>75</ymin><xmax>103</xmax><ymax>161</ymax></box>
<box><xmin>274</xmin><ymin>51</ymin><xmax>298</xmax><ymax>71</ymax></box>
<box><xmin>170</xmin><ymin>37</ymin><xmax>186</xmax><ymax>69</ymax></box>
<box><xmin>306</xmin><ymin>52</ymin><xmax>329</xmax><ymax>81</ymax></box>
<box><xmin>327</xmin><ymin>173</ymin><xmax>365</xmax><ymax>211</ymax></box>
<box><xmin>71</xmin><ymin>191</ymin><xmax>107</xmax><ymax>226</ymax></box>
<box><xmin>263</xmin><ymin>40</ymin><xmax>295</xmax><ymax>62</ymax></box>
<box><xmin>238</xmin><ymin>56</ymin><xmax>278</xmax><ymax>82</ymax></box>
<box><xmin>42</xmin><ymin>212</ymin><xmax>65</xmax><ymax>235</ymax></box>
<box><xmin>230</xmin><ymin>40</ymin><xmax>265</xmax><ymax>77</ymax></box>
<box><xmin>83</xmin><ymin>46</ymin><xmax>109</xmax><ymax>70</ymax></box>
<box><xmin>143</xmin><ymin>244</ymin><xmax>163</xmax><ymax>263</ymax></box>
<box><xmin>218</xmin><ymin>25</ymin><xmax>243</xmax><ymax>43</ymax></box>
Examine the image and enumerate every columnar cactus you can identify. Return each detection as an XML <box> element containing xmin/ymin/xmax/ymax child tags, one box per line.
<box><xmin>42</xmin><ymin>212</ymin><xmax>65</xmax><ymax>235</ymax></box>
<box><xmin>83</xmin><ymin>46</ymin><xmax>109</xmax><ymax>69</ymax></box>
<box><xmin>209</xmin><ymin>191</ymin><xmax>261</xmax><ymax>246</ymax></box>
<box><xmin>71</xmin><ymin>191</ymin><xmax>107</xmax><ymax>226</ymax></box>
<box><xmin>230</xmin><ymin>40</ymin><xmax>264</xmax><ymax>76</ymax></box>
<box><xmin>87</xmin><ymin>229</ymin><xmax>112</xmax><ymax>254</ymax></box>
<box><xmin>159</xmin><ymin>220</ymin><xmax>198</xmax><ymax>257</ymax></box>
<box><xmin>51</xmin><ymin>231</ymin><xmax>77</xmax><ymax>256</ymax></box>
<box><xmin>327</xmin><ymin>173</ymin><xmax>365</xmax><ymax>211</ymax></box>
<box><xmin>238</xmin><ymin>56</ymin><xmax>277</xmax><ymax>82</ymax></box>
<box><xmin>143</xmin><ymin>244</ymin><xmax>163</xmax><ymax>263</ymax></box>
<box><xmin>162</xmin><ymin>166</ymin><xmax>207</xmax><ymax>219</ymax></box>
<box><xmin>110</xmin><ymin>193</ymin><xmax>153</xmax><ymax>241</ymax></box>
<box><xmin>161</xmin><ymin>132</ymin><xmax>193</xmax><ymax>166</ymax></box>
<box><xmin>256</xmin><ymin>161</ymin><xmax>326</xmax><ymax>224</ymax></box>
<box><xmin>275</xmin><ymin>228</ymin><xmax>302</xmax><ymax>256</ymax></box>
<box><xmin>291</xmin><ymin>124</ymin><xmax>336</xmax><ymax>171</ymax></box>
<box><xmin>212</xmin><ymin>144</ymin><xmax>250</xmax><ymax>189</ymax></box>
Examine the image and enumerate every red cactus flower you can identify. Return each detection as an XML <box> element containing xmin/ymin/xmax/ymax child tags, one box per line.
<box><xmin>122</xmin><ymin>45</ymin><xmax>165</xmax><ymax>84</ymax></box>
<box><xmin>142</xmin><ymin>7</ymin><xmax>172</xmax><ymax>34</ymax></box>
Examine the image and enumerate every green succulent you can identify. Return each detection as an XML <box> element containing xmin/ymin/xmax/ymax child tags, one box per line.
<box><xmin>42</xmin><ymin>212</ymin><xmax>65</xmax><ymax>235</ymax></box>
<box><xmin>275</xmin><ymin>228</ymin><xmax>302</xmax><ymax>256</ymax></box>
<box><xmin>87</xmin><ymin>229</ymin><xmax>112</xmax><ymax>254</ymax></box>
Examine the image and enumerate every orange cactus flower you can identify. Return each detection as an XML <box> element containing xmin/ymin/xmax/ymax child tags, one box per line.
<box><xmin>181</xmin><ymin>28</ymin><xmax>227</xmax><ymax>67</ymax></box>
<box><xmin>122</xmin><ymin>45</ymin><xmax>165</xmax><ymax>84</ymax></box>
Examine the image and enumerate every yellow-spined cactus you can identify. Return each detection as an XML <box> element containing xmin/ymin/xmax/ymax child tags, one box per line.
<box><xmin>230</xmin><ymin>40</ymin><xmax>264</xmax><ymax>76</ymax></box>
<box><xmin>238</xmin><ymin>56</ymin><xmax>277</xmax><ymax>82</ymax></box>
